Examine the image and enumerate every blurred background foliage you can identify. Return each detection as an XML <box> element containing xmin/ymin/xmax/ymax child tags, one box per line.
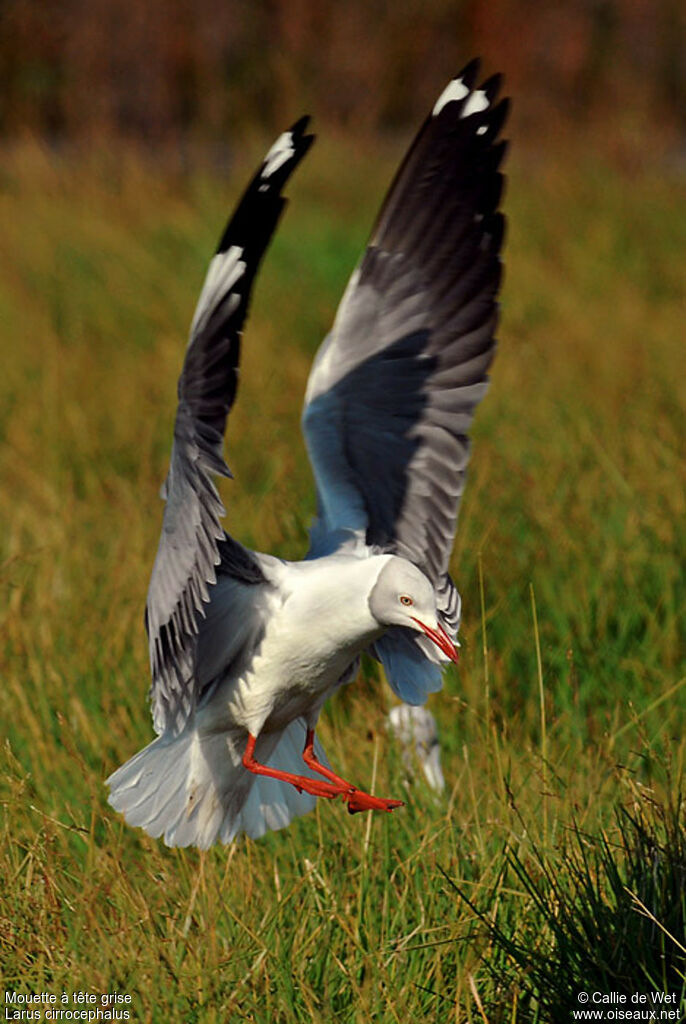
<box><xmin>0</xmin><ymin>0</ymin><xmax>684</xmax><ymax>156</ymax></box>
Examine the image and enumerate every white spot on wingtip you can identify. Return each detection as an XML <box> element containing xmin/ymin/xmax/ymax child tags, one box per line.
<box><xmin>462</xmin><ymin>88</ymin><xmax>489</xmax><ymax>118</ymax></box>
<box><xmin>262</xmin><ymin>131</ymin><xmax>295</xmax><ymax>177</ymax></box>
<box><xmin>189</xmin><ymin>245</ymin><xmax>246</xmax><ymax>338</ymax></box>
<box><xmin>432</xmin><ymin>77</ymin><xmax>468</xmax><ymax>116</ymax></box>
<box><xmin>433</xmin><ymin>79</ymin><xmax>490</xmax><ymax>124</ymax></box>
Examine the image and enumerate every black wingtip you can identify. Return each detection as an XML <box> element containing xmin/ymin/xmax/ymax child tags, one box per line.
<box><xmin>290</xmin><ymin>114</ymin><xmax>311</xmax><ymax>135</ymax></box>
<box><xmin>481</xmin><ymin>72</ymin><xmax>503</xmax><ymax>102</ymax></box>
<box><xmin>295</xmin><ymin>130</ymin><xmax>316</xmax><ymax>161</ymax></box>
<box><xmin>456</xmin><ymin>57</ymin><xmax>481</xmax><ymax>90</ymax></box>
<box><xmin>431</xmin><ymin>59</ymin><xmax>509</xmax><ymax>127</ymax></box>
<box><xmin>213</xmin><ymin>114</ymin><xmax>316</xmax><ymax>261</ymax></box>
<box><xmin>256</xmin><ymin>117</ymin><xmax>315</xmax><ymax>193</ymax></box>
<box><xmin>288</xmin><ymin>115</ymin><xmax>316</xmax><ymax>157</ymax></box>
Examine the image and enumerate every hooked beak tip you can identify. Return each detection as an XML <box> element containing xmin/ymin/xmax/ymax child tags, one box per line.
<box><xmin>411</xmin><ymin>617</ymin><xmax>459</xmax><ymax>664</ymax></box>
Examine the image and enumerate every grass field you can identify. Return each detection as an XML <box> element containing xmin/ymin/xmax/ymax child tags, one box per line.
<box><xmin>0</xmin><ymin>130</ymin><xmax>684</xmax><ymax>1021</ymax></box>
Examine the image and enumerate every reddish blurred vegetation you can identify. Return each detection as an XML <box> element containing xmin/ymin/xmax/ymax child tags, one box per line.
<box><xmin>0</xmin><ymin>0</ymin><xmax>684</xmax><ymax>151</ymax></box>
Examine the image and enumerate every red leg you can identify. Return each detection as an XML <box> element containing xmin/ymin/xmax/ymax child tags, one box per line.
<box><xmin>302</xmin><ymin>729</ymin><xmax>354</xmax><ymax>787</ymax></box>
<box><xmin>302</xmin><ymin>729</ymin><xmax>404</xmax><ymax>815</ymax></box>
<box><xmin>242</xmin><ymin>733</ymin><xmax>344</xmax><ymax>800</ymax></box>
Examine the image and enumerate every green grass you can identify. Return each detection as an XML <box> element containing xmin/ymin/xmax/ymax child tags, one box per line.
<box><xmin>0</xmin><ymin>133</ymin><xmax>684</xmax><ymax>1021</ymax></box>
<box><xmin>446</xmin><ymin>778</ymin><xmax>686</xmax><ymax>1019</ymax></box>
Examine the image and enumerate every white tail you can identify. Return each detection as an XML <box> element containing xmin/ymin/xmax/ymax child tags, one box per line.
<box><xmin>106</xmin><ymin>718</ymin><xmax>328</xmax><ymax>848</ymax></box>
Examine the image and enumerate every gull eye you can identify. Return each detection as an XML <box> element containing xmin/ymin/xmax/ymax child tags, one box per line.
<box><xmin>399</xmin><ymin>594</ymin><xmax>413</xmax><ymax>607</ymax></box>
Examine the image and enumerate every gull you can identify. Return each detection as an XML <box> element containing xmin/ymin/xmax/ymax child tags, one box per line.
<box><xmin>107</xmin><ymin>59</ymin><xmax>508</xmax><ymax>849</ymax></box>
<box><xmin>387</xmin><ymin>704</ymin><xmax>446</xmax><ymax>794</ymax></box>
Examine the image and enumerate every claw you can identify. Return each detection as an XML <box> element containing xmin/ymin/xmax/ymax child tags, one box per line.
<box><xmin>344</xmin><ymin>790</ymin><xmax>405</xmax><ymax>815</ymax></box>
<box><xmin>243</xmin><ymin>732</ymin><xmax>404</xmax><ymax>818</ymax></box>
<box><xmin>301</xmin><ymin>728</ymin><xmax>404</xmax><ymax>815</ymax></box>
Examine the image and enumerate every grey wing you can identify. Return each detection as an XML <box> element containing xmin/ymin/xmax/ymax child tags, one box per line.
<box><xmin>301</xmin><ymin>62</ymin><xmax>507</xmax><ymax>701</ymax></box>
<box><xmin>146</xmin><ymin>119</ymin><xmax>314</xmax><ymax>736</ymax></box>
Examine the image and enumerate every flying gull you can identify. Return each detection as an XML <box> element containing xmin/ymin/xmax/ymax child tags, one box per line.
<box><xmin>107</xmin><ymin>59</ymin><xmax>508</xmax><ymax>848</ymax></box>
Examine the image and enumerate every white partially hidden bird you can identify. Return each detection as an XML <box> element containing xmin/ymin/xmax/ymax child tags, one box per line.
<box><xmin>387</xmin><ymin>704</ymin><xmax>446</xmax><ymax>794</ymax></box>
<box><xmin>107</xmin><ymin>59</ymin><xmax>508</xmax><ymax>848</ymax></box>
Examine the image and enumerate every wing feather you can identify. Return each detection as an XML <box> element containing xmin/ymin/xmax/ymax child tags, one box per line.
<box><xmin>302</xmin><ymin>63</ymin><xmax>508</xmax><ymax>701</ymax></box>
<box><xmin>146</xmin><ymin>119</ymin><xmax>314</xmax><ymax>735</ymax></box>
<box><xmin>303</xmin><ymin>64</ymin><xmax>507</xmax><ymax>572</ymax></box>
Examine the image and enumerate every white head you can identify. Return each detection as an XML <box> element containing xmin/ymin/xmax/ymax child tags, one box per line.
<box><xmin>368</xmin><ymin>557</ymin><xmax>459</xmax><ymax>663</ymax></box>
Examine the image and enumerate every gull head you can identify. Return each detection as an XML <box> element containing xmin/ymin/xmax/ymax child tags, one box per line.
<box><xmin>368</xmin><ymin>557</ymin><xmax>459</xmax><ymax>663</ymax></box>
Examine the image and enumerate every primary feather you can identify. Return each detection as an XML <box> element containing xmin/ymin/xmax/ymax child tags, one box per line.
<box><xmin>145</xmin><ymin>118</ymin><xmax>314</xmax><ymax>736</ymax></box>
<box><xmin>303</xmin><ymin>60</ymin><xmax>507</xmax><ymax>702</ymax></box>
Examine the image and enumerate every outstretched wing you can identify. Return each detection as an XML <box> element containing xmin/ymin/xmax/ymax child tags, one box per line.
<box><xmin>301</xmin><ymin>62</ymin><xmax>508</xmax><ymax>702</ymax></box>
<box><xmin>147</xmin><ymin>118</ymin><xmax>314</xmax><ymax>736</ymax></box>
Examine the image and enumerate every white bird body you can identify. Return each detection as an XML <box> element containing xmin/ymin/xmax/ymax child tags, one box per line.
<box><xmin>199</xmin><ymin>553</ymin><xmax>390</xmax><ymax>737</ymax></box>
<box><xmin>107</xmin><ymin>61</ymin><xmax>509</xmax><ymax>847</ymax></box>
<box><xmin>109</xmin><ymin>551</ymin><xmax>446</xmax><ymax>846</ymax></box>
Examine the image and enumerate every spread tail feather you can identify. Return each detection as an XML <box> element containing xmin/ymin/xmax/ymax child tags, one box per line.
<box><xmin>106</xmin><ymin>718</ymin><xmax>330</xmax><ymax>849</ymax></box>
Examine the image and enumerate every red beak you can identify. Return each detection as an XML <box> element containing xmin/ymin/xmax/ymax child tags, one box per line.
<box><xmin>411</xmin><ymin>617</ymin><xmax>459</xmax><ymax>663</ymax></box>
